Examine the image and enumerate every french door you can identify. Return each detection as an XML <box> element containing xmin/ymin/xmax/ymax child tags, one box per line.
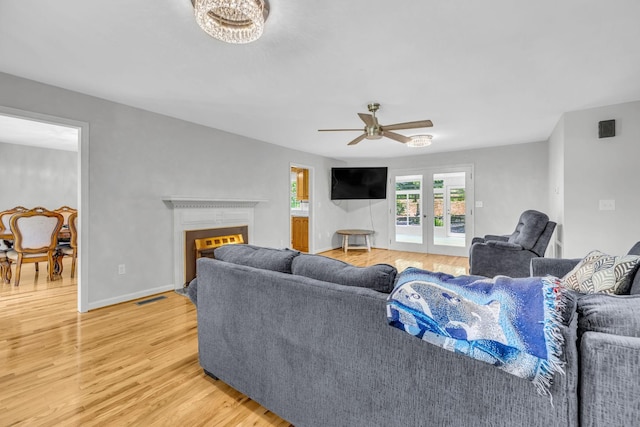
<box><xmin>389</xmin><ymin>166</ymin><xmax>473</xmax><ymax>256</ymax></box>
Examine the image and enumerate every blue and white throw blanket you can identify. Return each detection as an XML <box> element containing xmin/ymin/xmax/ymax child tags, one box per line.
<box><xmin>386</xmin><ymin>268</ymin><xmax>566</xmax><ymax>397</ymax></box>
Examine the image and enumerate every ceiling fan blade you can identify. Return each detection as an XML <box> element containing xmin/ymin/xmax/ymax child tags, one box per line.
<box><xmin>382</xmin><ymin>119</ymin><xmax>433</xmax><ymax>131</ymax></box>
<box><xmin>382</xmin><ymin>131</ymin><xmax>411</xmax><ymax>144</ymax></box>
<box><xmin>318</xmin><ymin>128</ymin><xmax>363</xmax><ymax>132</ymax></box>
<box><xmin>358</xmin><ymin>113</ymin><xmax>375</xmax><ymax>127</ymax></box>
<box><xmin>347</xmin><ymin>134</ymin><xmax>368</xmax><ymax>146</ymax></box>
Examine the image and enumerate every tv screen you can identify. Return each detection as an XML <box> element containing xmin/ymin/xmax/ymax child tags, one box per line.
<box><xmin>331</xmin><ymin>167</ymin><xmax>388</xmax><ymax>200</ymax></box>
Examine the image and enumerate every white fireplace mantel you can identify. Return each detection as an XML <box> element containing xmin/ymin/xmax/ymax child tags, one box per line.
<box><xmin>165</xmin><ymin>196</ymin><xmax>266</xmax><ymax>288</ymax></box>
<box><xmin>163</xmin><ymin>196</ymin><xmax>267</xmax><ymax>209</ymax></box>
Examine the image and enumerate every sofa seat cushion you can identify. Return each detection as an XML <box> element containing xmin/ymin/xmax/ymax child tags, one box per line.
<box><xmin>561</xmin><ymin>250</ymin><xmax>640</xmax><ymax>295</ymax></box>
<box><xmin>213</xmin><ymin>244</ymin><xmax>300</xmax><ymax>274</ymax></box>
<box><xmin>291</xmin><ymin>253</ymin><xmax>397</xmax><ymax>293</ymax></box>
<box><xmin>577</xmin><ymin>293</ymin><xmax>640</xmax><ymax>338</ymax></box>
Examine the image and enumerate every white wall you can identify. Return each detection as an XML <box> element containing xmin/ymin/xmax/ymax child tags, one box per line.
<box><xmin>5</xmin><ymin>70</ymin><xmax>636</xmax><ymax>308</ymax></box>
<box><xmin>0</xmin><ymin>142</ymin><xmax>77</xmax><ymax>209</ymax></box>
<box><xmin>0</xmin><ymin>72</ymin><xmax>346</xmax><ymax>309</ymax></box>
<box><xmin>547</xmin><ymin>116</ymin><xmax>565</xmax><ymax>258</ymax></box>
<box><xmin>344</xmin><ymin>141</ymin><xmax>549</xmax><ymax>249</ymax></box>
<box><xmin>561</xmin><ymin>100</ymin><xmax>640</xmax><ymax>257</ymax></box>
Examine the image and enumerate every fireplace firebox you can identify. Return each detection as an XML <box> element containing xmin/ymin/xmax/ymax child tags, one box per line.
<box><xmin>184</xmin><ymin>226</ymin><xmax>248</xmax><ymax>285</ymax></box>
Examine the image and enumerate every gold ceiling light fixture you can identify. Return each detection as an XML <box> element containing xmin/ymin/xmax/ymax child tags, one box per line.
<box><xmin>192</xmin><ymin>0</ymin><xmax>269</xmax><ymax>44</ymax></box>
<box><xmin>407</xmin><ymin>134</ymin><xmax>433</xmax><ymax>148</ymax></box>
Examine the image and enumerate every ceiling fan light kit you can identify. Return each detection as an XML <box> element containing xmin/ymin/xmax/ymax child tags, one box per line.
<box><xmin>318</xmin><ymin>102</ymin><xmax>434</xmax><ymax>147</ymax></box>
<box><xmin>192</xmin><ymin>0</ymin><xmax>269</xmax><ymax>44</ymax></box>
<box><xmin>407</xmin><ymin>134</ymin><xmax>433</xmax><ymax>148</ymax></box>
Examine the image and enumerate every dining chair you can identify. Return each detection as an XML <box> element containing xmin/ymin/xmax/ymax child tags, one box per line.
<box><xmin>0</xmin><ymin>206</ymin><xmax>28</xmax><ymax>282</ymax></box>
<box><xmin>57</xmin><ymin>211</ymin><xmax>78</xmax><ymax>278</ymax></box>
<box><xmin>5</xmin><ymin>207</ymin><xmax>63</xmax><ymax>286</ymax></box>
<box><xmin>54</xmin><ymin>206</ymin><xmax>76</xmax><ymax>243</ymax></box>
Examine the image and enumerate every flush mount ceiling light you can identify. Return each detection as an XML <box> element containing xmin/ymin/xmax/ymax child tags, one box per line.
<box><xmin>192</xmin><ymin>0</ymin><xmax>269</xmax><ymax>44</ymax></box>
<box><xmin>407</xmin><ymin>134</ymin><xmax>433</xmax><ymax>148</ymax></box>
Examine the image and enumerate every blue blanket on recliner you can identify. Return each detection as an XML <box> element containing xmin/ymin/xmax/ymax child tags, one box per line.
<box><xmin>386</xmin><ymin>268</ymin><xmax>566</xmax><ymax>397</ymax></box>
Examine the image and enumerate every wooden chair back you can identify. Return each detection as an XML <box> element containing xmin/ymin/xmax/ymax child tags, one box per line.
<box><xmin>54</xmin><ymin>206</ymin><xmax>77</xmax><ymax>227</ymax></box>
<box><xmin>0</xmin><ymin>206</ymin><xmax>28</xmax><ymax>232</ymax></box>
<box><xmin>10</xmin><ymin>207</ymin><xmax>63</xmax><ymax>253</ymax></box>
<box><xmin>68</xmin><ymin>211</ymin><xmax>78</xmax><ymax>249</ymax></box>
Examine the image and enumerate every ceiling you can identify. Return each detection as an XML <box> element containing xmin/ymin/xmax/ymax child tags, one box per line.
<box><xmin>0</xmin><ymin>115</ymin><xmax>78</xmax><ymax>152</ymax></box>
<box><xmin>1</xmin><ymin>0</ymin><xmax>640</xmax><ymax>159</ymax></box>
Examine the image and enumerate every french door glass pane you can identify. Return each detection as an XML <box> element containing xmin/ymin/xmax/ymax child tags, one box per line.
<box><xmin>396</xmin><ymin>194</ymin><xmax>407</xmax><ymax>225</ymax></box>
<box><xmin>449</xmin><ymin>187</ymin><xmax>466</xmax><ymax>235</ymax></box>
<box><xmin>395</xmin><ymin>176</ymin><xmax>422</xmax><ymax>244</ymax></box>
<box><xmin>408</xmin><ymin>194</ymin><xmax>421</xmax><ymax>225</ymax></box>
<box><xmin>433</xmin><ymin>172</ymin><xmax>467</xmax><ymax>248</ymax></box>
<box><xmin>433</xmin><ymin>191</ymin><xmax>444</xmax><ymax>227</ymax></box>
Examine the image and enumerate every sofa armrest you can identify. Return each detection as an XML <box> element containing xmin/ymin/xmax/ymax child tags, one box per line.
<box><xmin>469</xmin><ymin>243</ymin><xmax>537</xmax><ymax>278</ymax></box>
<box><xmin>580</xmin><ymin>332</ymin><xmax>640</xmax><ymax>427</ymax></box>
<box><xmin>530</xmin><ymin>257</ymin><xmax>580</xmax><ymax>278</ymax></box>
<box><xmin>471</xmin><ymin>237</ymin><xmax>485</xmax><ymax>245</ymax></box>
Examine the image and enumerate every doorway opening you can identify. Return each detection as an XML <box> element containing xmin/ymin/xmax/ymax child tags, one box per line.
<box><xmin>0</xmin><ymin>106</ymin><xmax>88</xmax><ymax>312</ymax></box>
<box><xmin>290</xmin><ymin>164</ymin><xmax>312</xmax><ymax>252</ymax></box>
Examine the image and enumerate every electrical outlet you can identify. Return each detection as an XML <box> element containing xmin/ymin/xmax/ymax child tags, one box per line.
<box><xmin>118</xmin><ymin>264</ymin><xmax>126</xmax><ymax>275</ymax></box>
<box><xmin>599</xmin><ymin>200</ymin><xmax>615</xmax><ymax>211</ymax></box>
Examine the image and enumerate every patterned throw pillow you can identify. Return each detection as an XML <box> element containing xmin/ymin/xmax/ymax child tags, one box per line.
<box><xmin>562</xmin><ymin>250</ymin><xmax>640</xmax><ymax>294</ymax></box>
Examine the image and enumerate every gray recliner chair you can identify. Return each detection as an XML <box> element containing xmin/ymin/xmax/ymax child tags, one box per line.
<box><xmin>469</xmin><ymin>210</ymin><xmax>556</xmax><ymax>278</ymax></box>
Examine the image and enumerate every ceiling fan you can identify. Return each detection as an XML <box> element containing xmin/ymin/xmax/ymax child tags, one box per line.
<box><xmin>318</xmin><ymin>102</ymin><xmax>433</xmax><ymax>146</ymax></box>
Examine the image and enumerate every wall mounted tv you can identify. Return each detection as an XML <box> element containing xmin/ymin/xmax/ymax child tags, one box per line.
<box><xmin>331</xmin><ymin>167</ymin><xmax>388</xmax><ymax>200</ymax></box>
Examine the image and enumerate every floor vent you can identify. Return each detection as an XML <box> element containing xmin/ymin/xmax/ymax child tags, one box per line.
<box><xmin>135</xmin><ymin>295</ymin><xmax>167</xmax><ymax>306</ymax></box>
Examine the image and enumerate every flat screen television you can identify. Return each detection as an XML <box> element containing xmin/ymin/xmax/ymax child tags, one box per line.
<box><xmin>331</xmin><ymin>167</ymin><xmax>388</xmax><ymax>200</ymax></box>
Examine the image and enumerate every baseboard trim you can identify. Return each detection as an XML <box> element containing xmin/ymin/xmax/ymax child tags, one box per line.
<box><xmin>313</xmin><ymin>246</ymin><xmax>338</xmax><ymax>254</ymax></box>
<box><xmin>87</xmin><ymin>284</ymin><xmax>175</xmax><ymax>311</ymax></box>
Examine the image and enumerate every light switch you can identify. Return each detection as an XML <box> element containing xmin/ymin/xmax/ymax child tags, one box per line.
<box><xmin>599</xmin><ymin>200</ymin><xmax>615</xmax><ymax>211</ymax></box>
<box><xmin>475</xmin><ymin>201</ymin><xmax>483</xmax><ymax>208</ymax></box>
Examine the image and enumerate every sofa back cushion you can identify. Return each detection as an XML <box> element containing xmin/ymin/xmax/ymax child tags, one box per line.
<box><xmin>213</xmin><ymin>244</ymin><xmax>299</xmax><ymax>274</ymax></box>
<box><xmin>577</xmin><ymin>293</ymin><xmax>640</xmax><ymax>338</ymax></box>
<box><xmin>508</xmin><ymin>210</ymin><xmax>549</xmax><ymax>250</ymax></box>
<box><xmin>291</xmin><ymin>253</ymin><xmax>397</xmax><ymax>293</ymax></box>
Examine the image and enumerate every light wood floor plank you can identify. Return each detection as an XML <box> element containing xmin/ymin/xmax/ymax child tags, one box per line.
<box><xmin>0</xmin><ymin>249</ymin><xmax>468</xmax><ymax>426</ymax></box>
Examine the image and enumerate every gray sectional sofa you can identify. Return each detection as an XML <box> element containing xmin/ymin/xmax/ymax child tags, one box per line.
<box><xmin>531</xmin><ymin>243</ymin><xmax>640</xmax><ymax>426</ymax></box>
<box><xmin>188</xmin><ymin>244</ymin><xmax>638</xmax><ymax>427</ymax></box>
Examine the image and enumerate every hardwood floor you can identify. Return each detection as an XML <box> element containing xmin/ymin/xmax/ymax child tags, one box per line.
<box><xmin>0</xmin><ymin>249</ymin><xmax>468</xmax><ymax>426</ymax></box>
<box><xmin>320</xmin><ymin>247</ymin><xmax>469</xmax><ymax>276</ymax></box>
